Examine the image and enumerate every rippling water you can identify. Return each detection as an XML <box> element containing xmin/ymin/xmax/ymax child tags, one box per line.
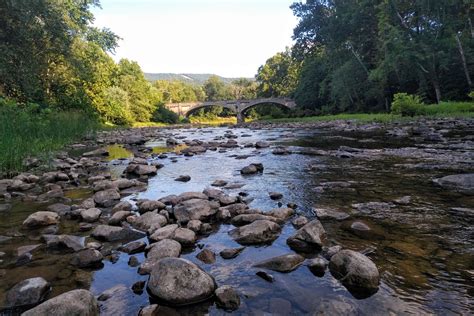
<box><xmin>1</xmin><ymin>126</ymin><xmax>473</xmax><ymax>315</ymax></box>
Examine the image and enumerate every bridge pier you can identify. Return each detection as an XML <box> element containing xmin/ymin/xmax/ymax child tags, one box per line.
<box><xmin>236</xmin><ymin>112</ymin><xmax>244</xmax><ymax>124</ymax></box>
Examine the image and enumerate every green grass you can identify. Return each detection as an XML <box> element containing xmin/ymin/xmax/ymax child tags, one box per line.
<box><xmin>189</xmin><ymin>116</ymin><xmax>237</xmax><ymax>125</ymax></box>
<box><xmin>0</xmin><ymin>108</ymin><xmax>98</xmax><ymax>175</ymax></box>
<box><xmin>258</xmin><ymin>101</ymin><xmax>474</xmax><ymax>123</ymax></box>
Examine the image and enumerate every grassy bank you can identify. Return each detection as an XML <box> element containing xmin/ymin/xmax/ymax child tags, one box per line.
<box><xmin>189</xmin><ymin>116</ymin><xmax>237</xmax><ymax>125</ymax></box>
<box><xmin>0</xmin><ymin>107</ymin><xmax>98</xmax><ymax>175</ymax></box>
<box><xmin>257</xmin><ymin>101</ymin><xmax>474</xmax><ymax>124</ymax></box>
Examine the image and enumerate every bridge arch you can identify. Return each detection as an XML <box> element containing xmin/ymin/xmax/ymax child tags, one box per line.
<box><xmin>239</xmin><ymin>99</ymin><xmax>295</xmax><ymax>115</ymax></box>
<box><xmin>184</xmin><ymin>103</ymin><xmax>237</xmax><ymax>117</ymax></box>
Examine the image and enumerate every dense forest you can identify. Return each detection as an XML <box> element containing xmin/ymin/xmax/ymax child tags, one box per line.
<box><xmin>258</xmin><ymin>0</ymin><xmax>473</xmax><ymax>114</ymax></box>
<box><xmin>1</xmin><ymin>0</ymin><xmax>472</xmax><ymax>125</ymax></box>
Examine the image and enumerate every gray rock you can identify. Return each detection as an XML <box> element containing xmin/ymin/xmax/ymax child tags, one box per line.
<box><xmin>171</xmin><ymin>228</ymin><xmax>196</xmax><ymax>246</ymax></box>
<box><xmin>178</xmin><ymin>192</ymin><xmax>208</xmax><ymax>202</ymax></box>
<box><xmin>139</xmin><ymin>305</ymin><xmax>160</xmax><ymax>316</ymax></box>
<box><xmin>6</xmin><ymin>277</ymin><xmax>50</xmax><ymax>307</ymax></box>
<box><xmin>112</xmin><ymin>201</ymin><xmax>133</xmax><ymax>213</ymax></box>
<box><xmin>314</xmin><ymin>208</ymin><xmax>350</xmax><ymax>221</ymax></box>
<box><xmin>291</xmin><ymin>216</ymin><xmax>308</xmax><ymax>228</ymax></box>
<box><xmin>329</xmin><ymin>249</ymin><xmax>380</xmax><ymax>297</ymax></box>
<box><xmin>121</xmin><ymin>241</ymin><xmax>146</xmax><ymax>254</ymax></box>
<box><xmin>215</xmin><ymin>285</ymin><xmax>240</xmax><ymax>311</ymax></box>
<box><xmin>43</xmin><ymin>234</ymin><xmax>85</xmax><ymax>252</ymax></box>
<box><xmin>240</xmin><ymin>164</ymin><xmax>258</xmax><ymax>175</ymax></box>
<box><xmin>175</xmin><ymin>175</ymin><xmax>191</xmax><ymax>182</ymax></box>
<box><xmin>80</xmin><ymin>208</ymin><xmax>102</xmax><ymax>223</ymax></box>
<box><xmin>287</xmin><ymin>219</ymin><xmax>326</xmax><ymax>252</ymax></box>
<box><xmin>91</xmin><ymin>225</ymin><xmax>146</xmax><ymax>242</ymax></box>
<box><xmin>46</xmin><ymin>203</ymin><xmax>71</xmax><ymax>216</ymax></box>
<box><xmin>70</xmin><ymin>248</ymin><xmax>103</xmax><ymax>268</ymax></box>
<box><xmin>93</xmin><ymin>189</ymin><xmax>120</xmax><ymax>207</ymax></box>
<box><xmin>187</xmin><ymin>219</ymin><xmax>202</xmax><ymax>233</ymax></box>
<box><xmin>149</xmin><ymin>224</ymin><xmax>178</xmax><ymax>243</ymax></box>
<box><xmin>269</xmin><ymin>192</ymin><xmax>283</xmax><ymax>200</ymax></box>
<box><xmin>126</xmin><ymin>164</ymin><xmax>157</xmax><ymax>176</ymax></box>
<box><xmin>220</xmin><ymin>247</ymin><xmax>245</xmax><ymax>259</ymax></box>
<box><xmin>23</xmin><ymin>211</ymin><xmax>60</xmax><ymax>228</ymax></box>
<box><xmin>108</xmin><ymin>211</ymin><xmax>131</xmax><ymax>226</ymax></box>
<box><xmin>137</xmin><ymin>200</ymin><xmax>166</xmax><ymax>213</ymax></box>
<box><xmin>211</xmin><ymin>180</ymin><xmax>227</xmax><ymax>187</ymax></box>
<box><xmin>307</xmin><ymin>257</ymin><xmax>328</xmax><ymax>276</ymax></box>
<box><xmin>132</xmin><ymin>211</ymin><xmax>167</xmax><ymax>233</ymax></box>
<box><xmin>253</xmin><ymin>253</ymin><xmax>304</xmax><ymax>272</ymax></box>
<box><xmin>433</xmin><ymin>173</ymin><xmax>474</xmax><ymax>195</ymax></box>
<box><xmin>196</xmin><ymin>249</ymin><xmax>216</xmax><ymax>264</ymax></box>
<box><xmin>267</xmin><ymin>207</ymin><xmax>294</xmax><ymax>221</ymax></box>
<box><xmin>147</xmin><ymin>258</ymin><xmax>217</xmax><ymax>305</ymax></box>
<box><xmin>231</xmin><ymin>213</ymin><xmax>280</xmax><ymax>226</ymax></box>
<box><xmin>22</xmin><ymin>289</ymin><xmax>99</xmax><ymax>316</ymax></box>
<box><xmin>229</xmin><ymin>220</ymin><xmax>281</xmax><ymax>245</ymax></box>
<box><xmin>349</xmin><ymin>221</ymin><xmax>371</xmax><ymax>238</ymax></box>
<box><xmin>174</xmin><ymin>199</ymin><xmax>217</xmax><ymax>223</ymax></box>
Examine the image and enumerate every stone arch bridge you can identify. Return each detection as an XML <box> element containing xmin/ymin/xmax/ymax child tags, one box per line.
<box><xmin>165</xmin><ymin>98</ymin><xmax>296</xmax><ymax>123</ymax></box>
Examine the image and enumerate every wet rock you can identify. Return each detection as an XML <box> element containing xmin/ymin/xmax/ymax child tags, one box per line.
<box><xmin>147</xmin><ymin>239</ymin><xmax>182</xmax><ymax>260</ymax></box>
<box><xmin>292</xmin><ymin>216</ymin><xmax>308</xmax><ymax>229</ymax></box>
<box><xmin>229</xmin><ymin>220</ymin><xmax>281</xmax><ymax>245</ymax></box>
<box><xmin>219</xmin><ymin>203</ymin><xmax>249</xmax><ymax>217</ymax></box>
<box><xmin>70</xmin><ymin>248</ymin><xmax>103</xmax><ymax>268</ymax></box>
<box><xmin>196</xmin><ymin>249</ymin><xmax>216</xmax><ymax>264</ymax></box>
<box><xmin>17</xmin><ymin>244</ymin><xmax>42</xmax><ymax>258</ymax></box>
<box><xmin>351</xmin><ymin>202</ymin><xmax>394</xmax><ymax>215</ymax></box>
<box><xmin>132</xmin><ymin>210</ymin><xmax>167</xmax><ymax>233</ymax></box>
<box><xmin>231</xmin><ymin>213</ymin><xmax>280</xmax><ymax>226</ymax></box>
<box><xmin>120</xmin><ymin>241</ymin><xmax>146</xmax><ymax>254</ymax></box>
<box><xmin>23</xmin><ymin>211</ymin><xmax>59</xmax><ymax>228</ymax></box>
<box><xmin>174</xmin><ymin>199</ymin><xmax>216</xmax><ymax>223</ymax></box>
<box><xmin>137</xmin><ymin>200</ymin><xmax>166</xmax><ymax>213</ymax></box>
<box><xmin>139</xmin><ymin>305</ymin><xmax>160</xmax><ymax>316</ymax></box>
<box><xmin>203</xmin><ymin>188</ymin><xmax>224</xmax><ymax>200</ymax></box>
<box><xmin>126</xmin><ymin>164</ymin><xmax>157</xmax><ymax>176</ymax></box>
<box><xmin>433</xmin><ymin>173</ymin><xmax>474</xmax><ymax>195</ymax></box>
<box><xmin>323</xmin><ymin>245</ymin><xmax>343</xmax><ymax>260</ymax></box>
<box><xmin>218</xmin><ymin>194</ymin><xmax>238</xmax><ymax>206</ymax></box>
<box><xmin>81</xmin><ymin>198</ymin><xmax>96</xmax><ymax>209</ymax></box>
<box><xmin>240</xmin><ymin>163</ymin><xmax>263</xmax><ymax>175</ymax></box>
<box><xmin>91</xmin><ymin>225</ymin><xmax>146</xmax><ymax>242</ymax></box>
<box><xmin>216</xmin><ymin>208</ymin><xmax>232</xmax><ymax>222</ymax></box>
<box><xmin>394</xmin><ymin>196</ymin><xmax>411</xmax><ymax>205</ymax></box>
<box><xmin>329</xmin><ymin>249</ymin><xmax>380</xmax><ymax>298</ymax></box>
<box><xmin>108</xmin><ymin>211</ymin><xmax>131</xmax><ymax>226</ymax></box>
<box><xmin>256</xmin><ymin>271</ymin><xmax>274</xmax><ymax>282</ymax></box>
<box><xmin>22</xmin><ymin>289</ymin><xmax>99</xmax><ymax>316</ymax></box>
<box><xmin>253</xmin><ymin>253</ymin><xmax>304</xmax><ymax>272</ymax></box>
<box><xmin>349</xmin><ymin>221</ymin><xmax>372</xmax><ymax>238</ymax></box>
<box><xmin>149</xmin><ymin>224</ymin><xmax>178</xmax><ymax>243</ymax></box>
<box><xmin>287</xmin><ymin>219</ymin><xmax>326</xmax><ymax>252</ymax></box>
<box><xmin>43</xmin><ymin>234</ymin><xmax>85</xmax><ymax>252</ymax></box>
<box><xmin>220</xmin><ymin>247</ymin><xmax>245</xmax><ymax>259</ymax></box>
<box><xmin>171</xmin><ymin>227</ymin><xmax>196</xmax><ymax>246</ymax></box>
<box><xmin>187</xmin><ymin>219</ymin><xmax>202</xmax><ymax>233</ymax></box>
<box><xmin>308</xmin><ymin>257</ymin><xmax>328</xmax><ymax>277</ymax></box>
<box><xmin>93</xmin><ymin>189</ymin><xmax>120</xmax><ymax>207</ymax></box>
<box><xmin>79</xmin><ymin>223</ymin><xmax>93</xmax><ymax>232</ymax></box>
<box><xmin>178</xmin><ymin>191</ymin><xmax>208</xmax><ymax>202</ymax></box>
<box><xmin>314</xmin><ymin>208</ymin><xmax>350</xmax><ymax>221</ymax></box>
<box><xmin>132</xmin><ymin>281</ymin><xmax>146</xmax><ymax>294</ymax></box>
<box><xmin>87</xmin><ymin>242</ymin><xmax>102</xmax><ymax>250</ymax></box>
<box><xmin>147</xmin><ymin>258</ymin><xmax>217</xmax><ymax>305</ymax></box>
<box><xmin>83</xmin><ymin>148</ymin><xmax>109</xmax><ymax>157</ymax></box>
<box><xmin>6</xmin><ymin>277</ymin><xmax>50</xmax><ymax>308</ymax></box>
<box><xmin>0</xmin><ymin>203</ymin><xmax>11</xmax><ymax>212</ymax></box>
<box><xmin>80</xmin><ymin>208</ymin><xmax>102</xmax><ymax>222</ymax></box>
<box><xmin>112</xmin><ymin>201</ymin><xmax>132</xmax><ymax>213</ymax></box>
<box><xmin>255</xmin><ymin>141</ymin><xmax>270</xmax><ymax>149</ymax></box>
<box><xmin>267</xmin><ymin>207</ymin><xmax>294</xmax><ymax>221</ymax></box>
<box><xmin>175</xmin><ymin>175</ymin><xmax>191</xmax><ymax>182</ymax></box>
<box><xmin>46</xmin><ymin>203</ymin><xmax>71</xmax><ymax>215</ymax></box>
<box><xmin>215</xmin><ymin>285</ymin><xmax>240</xmax><ymax>311</ymax></box>
<box><xmin>211</xmin><ymin>180</ymin><xmax>227</xmax><ymax>187</ymax></box>
<box><xmin>269</xmin><ymin>192</ymin><xmax>283</xmax><ymax>200</ymax></box>
<box><xmin>128</xmin><ymin>256</ymin><xmax>140</xmax><ymax>267</ymax></box>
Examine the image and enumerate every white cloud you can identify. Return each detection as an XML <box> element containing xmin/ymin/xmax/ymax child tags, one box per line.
<box><xmin>92</xmin><ymin>0</ymin><xmax>298</xmax><ymax>77</ymax></box>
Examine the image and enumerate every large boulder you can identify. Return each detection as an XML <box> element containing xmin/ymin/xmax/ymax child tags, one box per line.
<box><xmin>5</xmin><ymin>277</ymin><xmax>50</xmax><ymax>307</ymax></box>
<box><xmin>126</xmin><ymin>164</ymin><xmax>157</xmax><ymax>176</ymax></box>
<box><xmin>93</xmin><ymin>189</ymin><xmax>120</xmax><ymax>207</ymax></box>
<box><xmin>287</xmin><ymin>219</ymin><xmax>326</xmax><ymax>252</ymax></box>
<box><xmin>21</xmin><ymin>289</ymin><xmax>99</xmax><ymax>316</ymax></box>
<box><xmin>433</xmin><ymin>173</ymin><xmax>474</xmax><ymax>195</ymax></box>
<box><xmin>137</xmin><ymin>200</ymin><xmax>166</xmax><ymax>214</ymax></box>
<box><xmin>231</xmin><ymin>213</ymin><xmax>280</xmax><ymax>226</ymax></box>
<box><xmin>174</xmin><ymin>199</ymin><xmax>217</xmax><ymax>224</ymax></box>
<box><xmin>139</xmin><ymin>239</ymin><xmax>181</xmax><ymax>275</ymax></box>
<box><xmin>131</xmin><ymin>211</ymin><xmax>167</xmax><ymax>233</ymax></box>
<box><xmin>70</xmin><ymin>248</ymin><xmax>103</xmax><ymax>268</ymax></box>
<box><xmin>329</xmin><ymin>249</ymin><xmax>380</xmax><ymax>298</ymax></box>
<box><xmin>91</xmin><ymin>225</ymin><xmax>145</xmax><ymax>242</ymax></box>
<box><xmin>253</xmin><ymin>253</ymin><xmax>305</xmax><ymax>272</ymax></box>
<box><xmin>147</xmin><ymin>258</ymin><xmax>217</xmax><ymax>306</ymax></box>
<box><xmin>148</xmin><ymin>224</ymin><xmax>178</xmax><ymax>243</ymax></box>
<box><xmin>229</xmin><ymin>220</ymin><xmax>281</xmax><ymax>245</ymax></box>
<box><xmin>23</xmin><ymin>211</ymin><xmax>59</xmax><ymax>228</ymax></box>
<box><xmin>266</xmin><ymin>208</ymin><xmax>294</xmax><ymax>221</ymax></box>
<box><xmin>80</xmin><ymin>208</ymin><xmax>102</xmax><ymax>223</ymax></box>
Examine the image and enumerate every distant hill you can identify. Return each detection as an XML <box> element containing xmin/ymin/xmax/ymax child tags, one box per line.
<box><xmin>144</xmin><ymin>73</ymin><xmax>254</xmax><ymax>85</ymax></box>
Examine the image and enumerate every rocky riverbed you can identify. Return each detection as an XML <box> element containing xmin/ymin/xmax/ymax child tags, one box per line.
<box><xmin>0</xmin><ymin>118</ymin><xmax>473</xmax><ymax>315</ymax></box>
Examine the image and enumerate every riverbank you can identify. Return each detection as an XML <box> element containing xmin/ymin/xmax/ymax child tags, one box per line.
<box><xmin>0</xmin><ymin>117</ymin><xmax>472</xmax><ymax>314</ymax></box>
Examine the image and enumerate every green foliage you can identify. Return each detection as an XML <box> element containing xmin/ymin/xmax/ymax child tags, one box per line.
<box><xmin>152</xmin><ymin>104</ymin><xmax>180</xmax><ymax>124</ymax></box>
<box><xmin>469</xmin><ymin>91</ymin><xmax>474</xmax><ymax>100</ymax></box>
<box><xmin>391</xmin><ymin>93</ymin><xmax>425</xmax><ymax>116</ymax></box>
<box><xmin>256</xmin><ymin>48</ymin><xmax>300</xmax><ymax>98</ymax></box>
<box><xmin>0</xmin><ymin>98</ymin><xmax>98</xmax><ymax>174</ymax></box>
<box><xmin>203</xmin><ymin>75</ymin><xmax>232</xmax><ymax>101</ymax></box>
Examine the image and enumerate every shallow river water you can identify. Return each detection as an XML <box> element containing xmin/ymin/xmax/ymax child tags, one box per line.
<box><xmin>1</xmin><ymin>125</ymin><xmax>473</xmax><ymax>315</ymax></box>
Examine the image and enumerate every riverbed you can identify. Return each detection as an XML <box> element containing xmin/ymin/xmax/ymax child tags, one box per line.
<box><xmin>0</xmin><ymin>119</ymin><xmax>473</xmax><ymax>315</ymax></box>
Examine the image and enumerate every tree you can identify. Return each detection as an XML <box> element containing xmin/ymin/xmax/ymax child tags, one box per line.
<box><xmin>203</xmin><ymin>75</ymin><xmax>231</xmax><ymax>101</ymax></box>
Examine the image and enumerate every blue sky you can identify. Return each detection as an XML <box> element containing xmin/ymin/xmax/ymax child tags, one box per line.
<box><xmin>92</xmin><ymin>0</ymin><xmax>298</xmax><ymax>77</ymax></box>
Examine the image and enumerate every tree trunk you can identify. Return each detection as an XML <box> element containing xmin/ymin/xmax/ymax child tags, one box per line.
<box><xmin>455</xmin><ymin>33</ymin><xmax>473</xmax><ymax>89</ymax></box>
<box><xmin>433</xmin><ymin>79</ymin><xmax>441</xmax><ymax>103</ymax></box>
<box><xmin>469</xmin><ymin>17</ymin><xmax>474</xmax><ymax>39</ymax></box>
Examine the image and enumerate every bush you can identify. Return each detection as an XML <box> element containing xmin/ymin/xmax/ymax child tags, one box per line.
<box><xmin>152</xmin><ymin>104</ymin><xmax>179</xmax><ymax>124</ymax></box>
<box><xmin>469</xmin><ymin>91</ymin><xmax>474</xmax><ymax>100</ymax></box>
<box><xmin>390</xmin><ymin>93</ymin><xmax>426</xmax><ymax>116</ymax></box>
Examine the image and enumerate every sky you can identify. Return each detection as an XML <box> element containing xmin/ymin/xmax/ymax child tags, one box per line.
<box><xmin>92</xmin><ymin>0</ymin><xmax>299</xmax><ymax>78</ymax></box>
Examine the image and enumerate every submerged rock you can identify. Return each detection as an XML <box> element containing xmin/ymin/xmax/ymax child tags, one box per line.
<box><xmin>433</xmin><ymin>173</ymin><xmax>474</xmax><ymax>195</ymax></box>
<box><xmin>43</xmin><ymin>234</ymin><xmax>85</xmax><ymax>252</ymax></box>
<box><xmin>196</xmin><ymin>249</ymin><xmax>216</xmax><ymax>264</ymax></box>
<box><xmin>329</xmin><ymin>249</ymin><xmax>380</xmax><ymax>298</ymax></box>
<box><xmin>253</xmin><ymin>253</ymin><xmax>304</xmax><ymax>272</ymax></box>
<box><xmin>220</xmin><ymin>247</ymin><xmax>245</xmax><ymax>259</ymax></box>
<box><xmin>22</xmin><ymin>289</ymin><xmax>99</xmax><ymax>316</ymax></box>
<box><xmin>215</xmin><ymin>285</ymin><xmax>240</xmax><ymax>311</ymax></box>
<box><xmin>70</xmin><ymin>248</ymin><xmax>103</xmax><ymax>268</ymax></box>
<box><xmin>147</xmin><ymin>258</ymin><xmax>217</xmax><ymax>306</ymax></box>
